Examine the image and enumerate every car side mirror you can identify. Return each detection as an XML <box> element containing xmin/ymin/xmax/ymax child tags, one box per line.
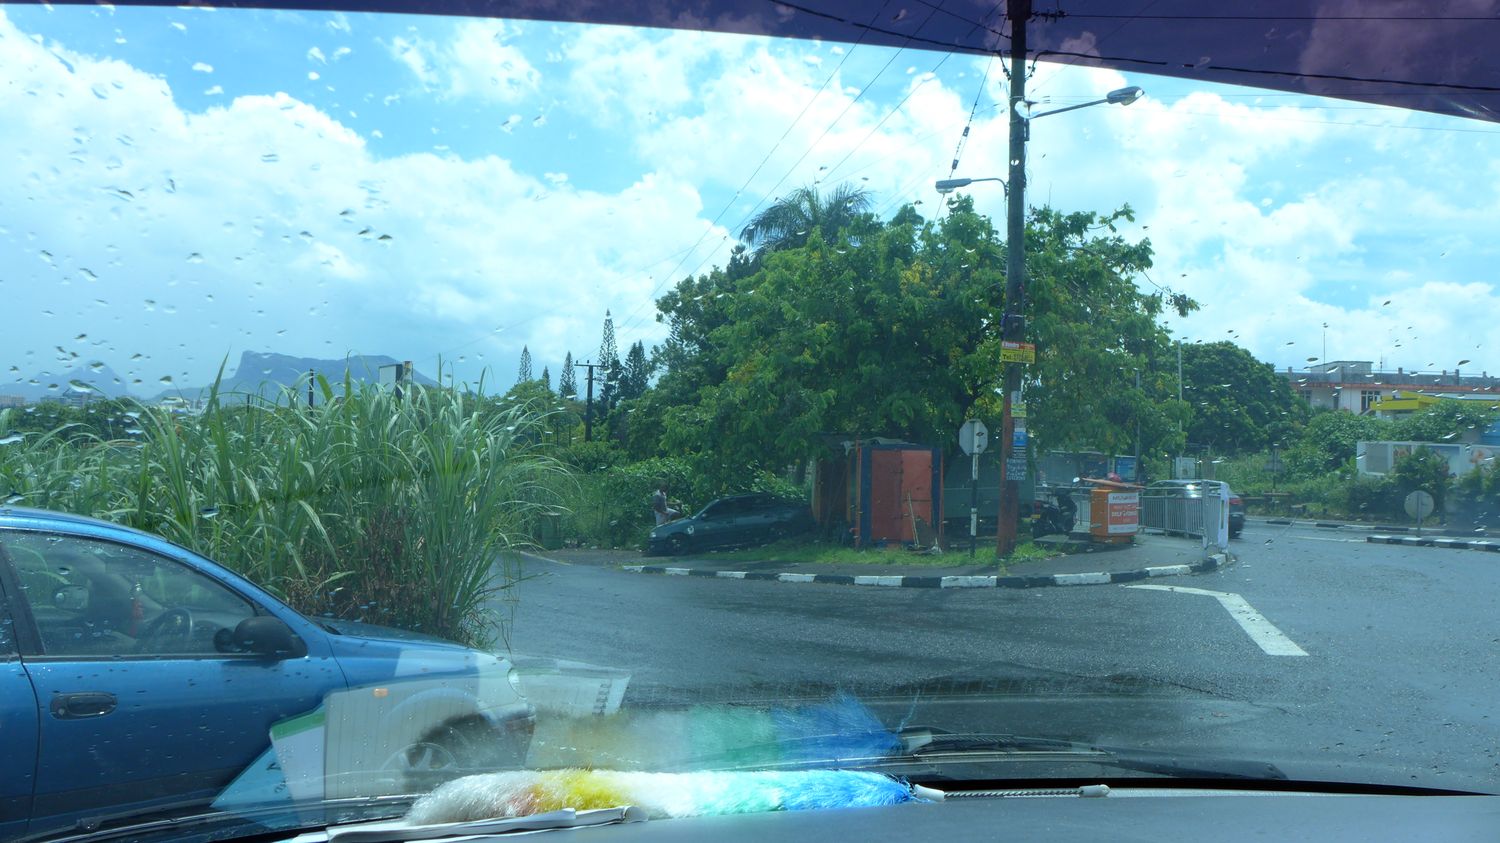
<box><xmin>231</xmin><ymin>616</ymin><xmax>307</xmax><ymax>659</ymax></box>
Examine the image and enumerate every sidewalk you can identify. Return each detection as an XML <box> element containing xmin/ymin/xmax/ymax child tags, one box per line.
<box><xmin>538</xmin><ymin>532</ymin><xmax>1231</xmax><ymax>589</ymax></box>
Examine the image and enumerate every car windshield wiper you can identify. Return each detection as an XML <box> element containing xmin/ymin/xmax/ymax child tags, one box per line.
<box><xmin>26</xmin><ymin>794</ymin><xmax>416</xmax><ymax>843</ymax></box>
<box><xmin>29</xmin><ymin>799</ymin><xmax>645</xmax><ymax>843</ymax></box>
<box><xmin>889</xmin><ymin>727</ymin><xmax>1288</xmax><ymax>781</ymax></box>
<box><xmin>321</xmin><ymin>806</ymin><xmax>646</xmax><ymax>843</ymax></box>
<box><xmin>685</xmin><ymin>725</ymin><xmax>1286</xmax><ymax>781</ymax></box>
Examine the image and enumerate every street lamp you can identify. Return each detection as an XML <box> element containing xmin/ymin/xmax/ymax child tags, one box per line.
<box><xmin>935</xmin><ymin>176</ymin><xmax>1005</xmax><ymax>195</ymax></box>
<box><xmin>1025</xmin><ymin>85</ymin><xmax>1144</xmax><ymax>120</ymax></box>
<box><xmin>938</xmin><ymin>21</ymin><xmax>1145</xmax><ymax>557</ymax></box>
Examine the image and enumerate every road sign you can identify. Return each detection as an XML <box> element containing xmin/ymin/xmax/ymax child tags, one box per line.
<box><xmin>1404</xmin><ymin>490</ymin><xmax>1435</xmax><ymax>521</ymax></box>
<box><xmin>958</xmin><ymin>419</ymin><xmax>989</xmax><ymax>455</ymax></box>
<box><xmin>1265</xmin><ymin>452</ymin><xmax>1284</xmax><ymax>474</ymax></box>
<box><xmin>1000</xmin><ymin>340</ymin><xmax>1036</xmax><ymax>364</ymax></box>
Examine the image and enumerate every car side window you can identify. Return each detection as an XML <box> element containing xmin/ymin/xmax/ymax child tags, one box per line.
<box><xmin>2</xmin><ymin>532</ymin><xmax>255</xmax><ymax>658</ymax></box>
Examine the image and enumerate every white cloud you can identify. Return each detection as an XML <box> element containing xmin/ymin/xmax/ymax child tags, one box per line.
<box><xmin>385</xmin><ymin>20</ymin><xmax>539</xmax><ymax>104</ymax></box>
<box><xmin>6</xmin><ymin>10</ymin><xmax>1500</xmax><ymax>389</ymax></box>
<box><xmin>0</xmin><ymin>11</ymin><xmax>721</xmax><ymax>387</ymax></box>
<box><xmin>191</xmin><ymin>61</ymin><xmax>212</xmax><ymax>73</ymax></box>
<box><xmin>307</xmin><ymin>46</ymin><xmax>326</xmax><ymax>64</ymax></box>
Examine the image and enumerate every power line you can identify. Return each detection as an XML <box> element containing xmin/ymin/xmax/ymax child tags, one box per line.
<box><xmin>947</xmin><ymin>52</ymin><xmax>996</xmax><ymax>178</ymax></box>
<box><xmin>617</xmin><ymin>0</ymin><xmax>952</xmax><ymax>336</ymax></box>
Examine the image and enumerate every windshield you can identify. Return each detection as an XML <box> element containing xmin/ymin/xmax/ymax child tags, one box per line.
<box><xmin>3</xmin><ymin>1</ymin><xmax>1500</xmax><ymax>838</ymax></box>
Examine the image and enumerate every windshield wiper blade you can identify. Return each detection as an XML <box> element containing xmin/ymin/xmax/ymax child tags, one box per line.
<box><xmin>323</xmin><ymin>806</ymin><xmax>648</xmax><ymax>842</ymax></box>
<box><xmin>896</xmin><ymin>727</ymin><xmax>1288</xmax><ymax>781</ymax></box>
<box><xmin>28</xmin><ymin>795</ymin><xmax>418</xmax><ymax>843</ymax></box>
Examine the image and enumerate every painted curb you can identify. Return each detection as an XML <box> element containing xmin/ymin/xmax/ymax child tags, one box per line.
<box><xmin>1253</xmin><ymin>517</ymin><xmax>1488</xmax><ymax>537</ymax></box>
<box><xmin>1367</xmin><ymin>535</ymin><xmax>1500</xmax><ymax>552</ymax></box>
<box><xmin>619</xmin><ymin>553</ymin><xmax>1231</xmax><ymax>589</ymax></box>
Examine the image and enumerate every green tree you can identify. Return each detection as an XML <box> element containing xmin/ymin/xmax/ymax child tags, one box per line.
<box><xmin>652</xmin><ymin>198</ymin><xmax>1187</xmax><ymax>481</ymax></box>
<box><xmin>1391</xmin><ymin>445</ymin><xmax>1451</xmax><ymax>522</ymax></box>
<box><xmin>740</xmin><ymin>183</ymin><xmax>874</xmax><ymax>257</ymax></box>
<box><xmin>516</xmin><ymin>345</ymin><xmax>532</xmax><ymax>384</ymax></box>
<box><xmin>1285</xmin><ymin>410</ymin><xmax>1393</xmax><ymax>475</ymax></box>
<box><xmin>620</xmin><ymin>341</ymin><xmax>651</xmax><ymax>401</ymax></box>
<box><xmin>1391</xmin><ymin>399</ymin><xmax>1499</xmax><ymax>443</ymax></box>
<box><xmin>539</xmin><ymin>365</ymin><xmax>552</xmax><ymax>394</ymax></box>
<box><xmin>559</xmin><ymin>352</ymin><xmax>577</xmax><ymax>399</ymax></box>
<box><xmin>1178</xmin><ymin>341</ymin><xmax>1308</xmax><ymax>454</ymax></box>
<box><xmin>598</xmin><ymin>311</ymin><xmax>619</xmax><ymax>411</ymax></box>
<box><xmin>1018</xmin><ymin>206</ymin><xmax>1194</xmax><ymax>463</ymax></box>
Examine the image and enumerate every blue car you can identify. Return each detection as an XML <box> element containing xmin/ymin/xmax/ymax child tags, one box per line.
<box><xmin>0</xmin><ymin>507</ymin><xmax>533</xmax><ymax>840</ymax></box>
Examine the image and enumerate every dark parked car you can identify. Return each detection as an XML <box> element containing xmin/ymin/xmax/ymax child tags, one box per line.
<box><xmin>1145</xmin><ymin>480</ymin><xmax>1245</xmax><ymax>538</ymax></box>
<box><xmin>646</xmin><ymin>493</ymin><xmax>814</xmax><ymax>555</ymax></box>
<box><xmin>0</xmin><ymin>507</ymin><xmax>533</xmax><ymax>840</ymax></box>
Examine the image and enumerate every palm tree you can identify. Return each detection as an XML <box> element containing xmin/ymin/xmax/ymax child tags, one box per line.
<box><xmin>739</xmin><ymin>183</ymin><xmax>873</xmax><ymax>256</ymax></box>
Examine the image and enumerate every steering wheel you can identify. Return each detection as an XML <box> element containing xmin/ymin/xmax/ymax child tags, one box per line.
<box><xmin>135</xmin><ymin>607</ymin><xmax>194</xmax><ymax>652</ymax></box>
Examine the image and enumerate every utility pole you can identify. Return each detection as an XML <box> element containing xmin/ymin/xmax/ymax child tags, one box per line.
<box><xmin>574</xmin><ymin>360</ymin><xmax>604</xmax><ymax>441</ymax></box>
<box><xmin>307</xmin><ymin>368</ymin><xmax>314</xmax><ymax>409</ymax></box>
<box><xmin>995</xmin><ymin>0</ymin><xmax>1030</xmax><ymax>557</ymax></box>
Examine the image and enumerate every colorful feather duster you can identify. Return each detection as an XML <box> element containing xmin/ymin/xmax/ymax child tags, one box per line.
<box><xmin>405</xmin><ymin>769</ymin><xmax>928</xmax><ymax>825</ymax></box>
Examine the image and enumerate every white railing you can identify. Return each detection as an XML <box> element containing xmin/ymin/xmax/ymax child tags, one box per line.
<box><xmin>1140</xmin><ymin>481</ymin><xmax>1230</xmax><ymax>554</ymax></box>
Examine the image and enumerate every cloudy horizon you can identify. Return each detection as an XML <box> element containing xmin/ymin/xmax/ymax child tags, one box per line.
<box><xmin>5</xmin><ymin>5</ymin><xmax>1500</xmax><ymax>397</ymax></box>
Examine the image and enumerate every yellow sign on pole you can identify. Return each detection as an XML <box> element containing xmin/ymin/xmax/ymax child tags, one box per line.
<box><xmin>1000</xmin><ymin>340</ymin><xmax>1036</xmax><ymax>364</ymax></box>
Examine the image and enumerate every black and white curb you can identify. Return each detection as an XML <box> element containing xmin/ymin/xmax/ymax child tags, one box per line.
<box><xmin>620</xmin><ymin>553</ymin><xmax>1230</xmax><ymax>589</ymax></box>
<box><xmin>1256</xmin><ymin>517</ymin><xmax>1491</xmax><ymax>537</ymax></box>
<box><xmin>1367</xmin><ymin>535</ymin><xmax>1500</xmax><ymax>552</ymax></box>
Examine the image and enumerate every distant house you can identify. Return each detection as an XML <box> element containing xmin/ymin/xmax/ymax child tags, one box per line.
<box><xmin>1279</xmin><ymin>360</ymin><xmax>1500</xmax><ymax>415</ymax></box>
<box><xmin>0</xmin><ymin>395</ymin><xmax>24</xmax><ymax>409</ymax></box>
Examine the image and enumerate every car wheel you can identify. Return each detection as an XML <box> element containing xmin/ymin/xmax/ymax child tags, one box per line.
<box><xmin>387</xmin><ymin>717</ymin><xmax>526</xmax><ymax>791</ymax></box>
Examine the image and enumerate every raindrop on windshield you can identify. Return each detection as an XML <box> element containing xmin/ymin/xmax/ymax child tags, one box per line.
<box><xmin>0</xmin><ymin>433</ymin><xmax>24</xmax><ymax>446</ymax></box>
<box><xmin>200</xmin><ymin>506</ymin><xmax>219</xmax><ymax>519</ymax></box>
<box><xmin>158</xmin><ymin>375</ymin><xmax>173</xmax><ymax>386</ymax></box>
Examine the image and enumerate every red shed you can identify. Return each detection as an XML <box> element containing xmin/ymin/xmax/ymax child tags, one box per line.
<box><xmin>813</xmin><ymin>438</ymin><xmax>943</xmax><ymax>549</ymax></box>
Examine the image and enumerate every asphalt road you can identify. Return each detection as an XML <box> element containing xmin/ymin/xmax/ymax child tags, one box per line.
<box><xmin>500</xmin><ymin>521</ymin><xmax>1500</xmax><ymax>793</ymax></box>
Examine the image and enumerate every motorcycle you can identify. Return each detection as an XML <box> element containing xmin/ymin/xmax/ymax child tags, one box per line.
<box><xmin>1032</xmin><ymin>482</ymin><xmax>1079</xmax><ymax>538</ymax></box>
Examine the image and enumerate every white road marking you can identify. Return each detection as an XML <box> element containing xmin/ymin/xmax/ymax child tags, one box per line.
<box><xmin>853</xmin><ymin>575</ymin><xmax>905</xmax><ymax>586</ymax></box>
<box><xmin>1292</xmin><ymin>535</ymin><xmax>1364</xmax><ymax>543</ymax></box>
<box><xmin>1127</xmin><ymin>585</ymin><xmax>1308</xmax><ymax>657</ymax></box>
<box><xmin>717</xmin><ymin>571</ymin><xmax>747</xmax><ymax>579</ymax></box>
<box><xmin>1144</xmin><ymin>564</ymin><xmax>1191</xmax><ymax>577</ymax></box>
<box><xmin>664</xmin><ymin>567</ymin><xmax>690</xmax><ymax>576</ymax></box>
<box><xmin>778</xmin><ymin>573</ymin><xmax>816</xmax><ymax>583</ymax></box>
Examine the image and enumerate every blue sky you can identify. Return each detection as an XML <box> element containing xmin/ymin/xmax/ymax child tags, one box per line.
<box><xmin>4</xmin><ymin>4</ymin><xmax>1500</xmax><ymax>395</ymax></box>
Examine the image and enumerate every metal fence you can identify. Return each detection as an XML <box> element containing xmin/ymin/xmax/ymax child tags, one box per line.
<box><xmin>1140</xmin><ymin>481</ymin><xmax>1230</xmax><ymax>554</ymax></box>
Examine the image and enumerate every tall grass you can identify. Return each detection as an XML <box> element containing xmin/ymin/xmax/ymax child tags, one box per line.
<box><xmin>0</xmin><ymin>376</ymin><xmax>567</xmax><ymax>647</ymax></box>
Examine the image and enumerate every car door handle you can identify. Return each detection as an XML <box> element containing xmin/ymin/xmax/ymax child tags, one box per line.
<box><xmin>50</xmin><ymin>692</ymin><xmax>117</xmax><ymax>720</ymax></box>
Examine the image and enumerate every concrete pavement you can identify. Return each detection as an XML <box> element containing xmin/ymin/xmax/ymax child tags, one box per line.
<box><xmin>500</xmin><ymin>519</ymin><xmax>1500</xmax><ymax>795</ymax></box>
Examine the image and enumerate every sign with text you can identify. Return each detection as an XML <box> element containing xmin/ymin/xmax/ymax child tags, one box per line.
<box><xmin>1000</xmin><ymin>341</ymin><xmax>1036</xmax><ymax>364</ymax></box>
<box><xmin>1106</xmin><ymin>492</ymin><xmax>1140</xmax><ymax>535</ymax></box>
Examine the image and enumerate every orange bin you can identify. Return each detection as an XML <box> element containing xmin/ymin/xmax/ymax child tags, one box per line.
<box><xmin>1089</xmin><ymin>487</ymin><xmax>1139</xmax><ymax>544</ymax></box>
